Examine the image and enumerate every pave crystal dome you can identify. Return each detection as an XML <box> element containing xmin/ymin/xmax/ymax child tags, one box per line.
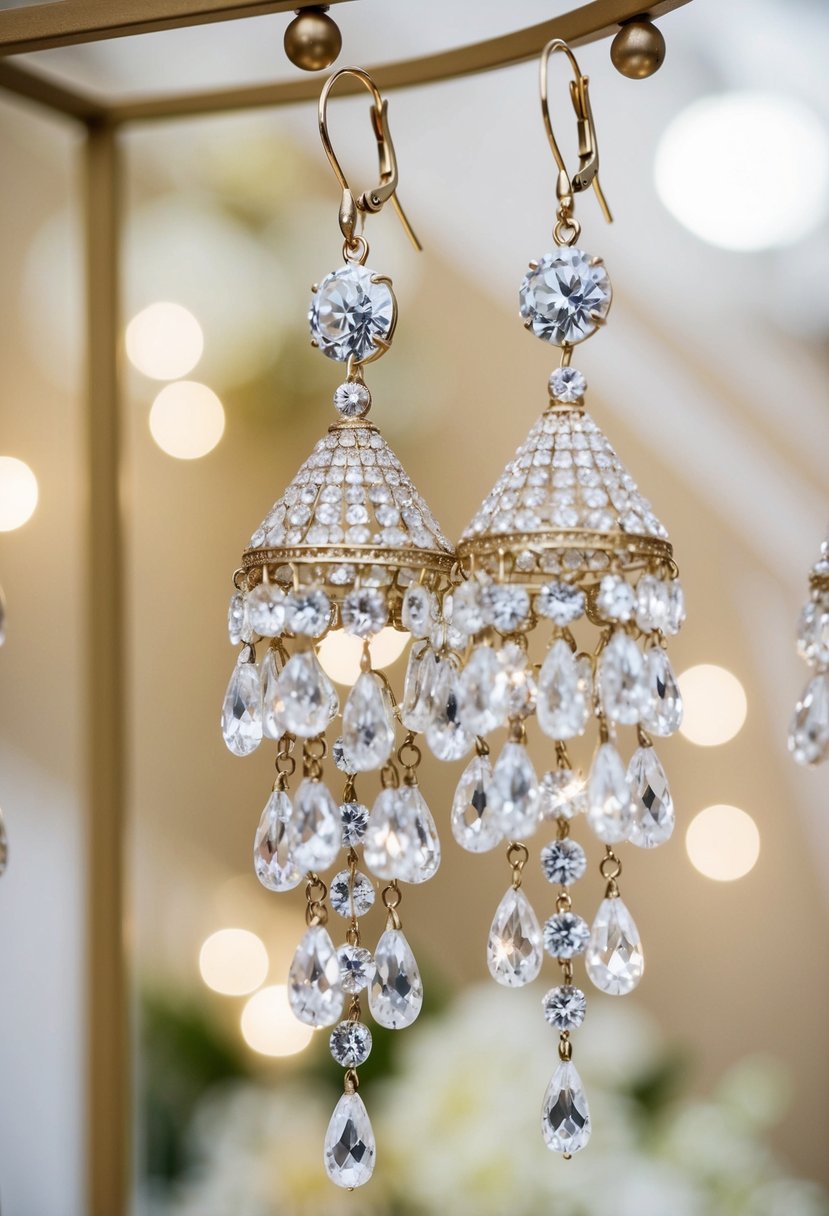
<box><xmin>520</xmin><ymin>248</ymin><xmax>611</xmax><ymax>346</ymax></box>
<box><xmin>310</xmin><ymin>265</ymin><xmax>394</xmax><ymax>362</ymax></box>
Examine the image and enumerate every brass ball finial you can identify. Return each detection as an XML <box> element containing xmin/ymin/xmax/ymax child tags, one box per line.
<box><xmin>284</xmin><ymin>7</ymin><xmax>342</xmax><ymax>72</ymax></box>
<box><xmin>610</xmin><ymin>19</ymin><xmax>666</xmax><ymax>79</ymax></box>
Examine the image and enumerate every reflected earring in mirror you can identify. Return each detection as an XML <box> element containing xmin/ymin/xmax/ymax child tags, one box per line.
<box><xmin>448</xmin><ymin>39</ymin><xmax>686</xmax><ymax>1157</ymax></box>
<box><xmin>220</xmin><ymin>66</ymin><xmax>455</xmax><ymax>1189</ymax></box>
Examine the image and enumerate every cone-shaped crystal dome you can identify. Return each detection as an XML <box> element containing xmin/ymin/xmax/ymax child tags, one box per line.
<box><xmin>458</xmin><ymin>402</ymin><xmax>672</xmax><ymax>581</ymax></box>
<box><xmin>243</xmin><ymin>418</ymin><xmax>453</xmax><ymax>590</ymax></box>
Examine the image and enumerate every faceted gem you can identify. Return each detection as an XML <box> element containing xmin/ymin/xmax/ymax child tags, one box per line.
<box><xmin>627</xmin><ymin>745</ymin><xmax>674</xmax><ymax>848</ymax></box>
<box><xmin>595</xmin><ymin>574</ymin><xmax>636</xmax><ymax>623</ymax></box>
<box><xmin>426</xmin><ymin>661</ymin><xmax>473</xmax><ymax>762</ymax></box>
<box><xmin>451</xmin><ymin>752</ymin><xmax>502</xmax><ymax>853</ymax></box>
<box><xmin>398</xmin><ymin>785</ymin><xmax>441</xmax><ymax>883</ymax></box>
<box><xmin>286</xmin><ymin>778</ymin><xmax>341</xmax><ymax>873</ymax></box>
<box><xmin>285</xmin><ymin>588</ymin><xmax>332</xmax><ymax>637</ymax></box>
<box><xmin>542</xmin><ymin>985</ymin><xmax>587</xmax><ymax>1031</ymax></box>
<box><xmin>339</xmin><ymin>801</ymin><xmax>370</xmax><ymax>847</ymax></box>
<box><xmin>541</xmin><ymin>1060</ymin><xmax>592</xmax><ymax>1154</ymax></box>
<box><xmin>549</xmin><ymin>366</ymin><xmax>587</xmax><ymax>403</ymax></box>
<box><xmin>482</xmin><ymin>584</ymin><xmax>530</xmax><ymax>633</ymax></box>
<box><xmin>520</xmin><ymin>247</ymin><xmax>611</xmax><ymax>347</ymax></box>
<box><xmin>634</xmin><ymin>574</ymin><xmax>672</xmax><ymax>635</ymax></box>
<box><xmin>540</xmin><ymin>838</ymin><xmax>587</xmax><ymax>886</ymax></box>
<box><xmin>487</xmin><ymin>886</ymin><xmax>543</xmax><ymax>987</ymax></box>
<box><xmin>254</xmin><ymin>789</ymin><xmax>301</xmax><ymax>893</ymax></box>
<box><xmin>342</xmin><ymin>671</ymin><xmax>395</xmax><ymax>772</ymax></box>
<box><xmin>587</xmin><ymin>743</ymin><xmax>633</xmax><ymax>844</ymax></box>
<box><xmin>228</xmin><ymin>592</ymin><xmax>247</xmax><ymax>644</ymax></box>
<box><xmin>488</xmin><ymin>741</ymin><xmax>541</xmax><ymax>838</ymax></box>
<box><xmin>329</xmin><ymin>1020</ymin><xmax>372</xmax><ymax>1068</ymax></box>
<box><xmin>246</xmin><ymin>583</ymin><xmax>286</xmax><ymax>637</ymax></box>
<box><xmin>401</xmin><ymin>584</ymin><xmax>435</xmax><ymax>639</ymax></box>
<box><xmin>543</xmin><ymin>911</ymin><xmax>590</xmax><ymax>959</ymax></box>
<box><xmin>288</xmin><ymin>925</ymin><xmax>344</xmax><ymax>1027</ymax></box>
<box><xmin>451</xmin><ymin>580</ymin><xmax>486</xmax><ymax>636</ymax></box>
<box><xmin>333</xmin><ymin>736</ymin><xmax>357</xmax><ymax>774</ymax></box>
<box><xmin>641</xmin><ymin>647</ymin><xmax>683</xmax><ymax>736</ymax></box>
<box><xmin>279</xmin><ymin>650</ymin><xmax>338</xmax><ymax>738</ymax></box>
<box><xmin>310</xmin><ymin>264</ymin><xmax>394</xmax><ymax>364</ymax></box>
<box><xmin>260</xmin><ymin>647</ymin><xmax>285</xmax><ymax>740</ymax></box>
<box><xmin>400</xmin><ymin>643</ymin><xmax>438</xmax><ymax>733</ymax></box>
<box><xmin>221</xmin><ymin>657</ymin><xmax>262</xmax><ymax>756</ymax></box>
<box><xmin>539</xmin><ymin>768</ymin><xmax>586</xmax><ymax>821</ymax></box>
<box><xmin>324</xmin><ymin>1092</ymin><xmax>376</xmax><ymax>1189</ymax></box>
<box><xmin>585</xmin><ymin>896</ymin><xmax>644</xmax><ymax>995</ymax></box>
<box><xmin>501</xmin><ymin>642</ymin><xmax>537</xmax><ymax>718</ymax></box>
<box><xmin>333</xmin><ymin>380</ymin><xmax>371</xmax><ymax>419</ymax></box>
<box><xmin>789</xmin><ymin>673</ymin><xmax>829</xmax><ymax>766</ymax></box>
<box><xmin>337</xmin><ymin>944</ymin><xmax>376</xmax><ymax>993</ymax></box>
<box><xmin>535</xmin><ymin>581</ymin><xmax>585</xmax><ymax>626</ymax></box>
<box><xmin>537</xmin><ymin>639</ymin><xmax>590</xmax><ymax>740</ymax></box>
<box><xmin>363</xmin><ymin>786</ymin><xmax>440</xmax><ymax>884</ymax></box>
<box><xmin>368</xmin><ymin>928</ymin><xmax>423</xmax><ymax>1029</ymax></box>
<box><xmin>458</xmin><ymin>644</ymin><xmax>510</xmax><ymax>736</ymax></box>
<box><xmin>598</xmin><ymin>631</ymin><xmax>646</xmax><ymax>726</ymax></box>
<box><xmin>341</xmin><ymin>588</ymin><xmax>388</xmax><ymax>638</ymax></box>
<box><xmin>330</xmin><ymin>868</ymin><xmax>375</xmax><ymax>918</ymax></box>
<box><xmin>665</xmin><ymin>579</ymin><xmax>686</xmax><ymax>636</ymax></box>
<box><xmin>797</xmin><ymin>598</ymin><xmax>829</xmax><ymax>668</ymax></box>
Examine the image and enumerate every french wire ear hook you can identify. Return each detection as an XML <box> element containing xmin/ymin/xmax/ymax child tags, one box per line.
<box><xmin>539</xmin><ymin>39</ymin><xmax>613</xmax><ymax>225</ymax></box>
<box><xmin>318</xmin><ymin>67</ymin><xmax>422</xmax><ymax>254</ymax></box>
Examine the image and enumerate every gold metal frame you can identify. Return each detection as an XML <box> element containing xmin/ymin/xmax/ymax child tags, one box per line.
<box><xmin>0</xmin><ymin>2</ymin><xmax>692</xmax><ymax>1213</ymax></box>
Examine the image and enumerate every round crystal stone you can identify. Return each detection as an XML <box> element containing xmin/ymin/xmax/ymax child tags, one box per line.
<box><xmin>337</xmin><ymin>944</ymin><xmax>376</xmax><ymax>993</ymax></box>
<box><xmin>339</xmin><ymin>800</ymin><xmax>369</xmax><ymax>845</ymax></box>
<box><xmin>330</xmin><ymin>1020</ymin><xmax>373</xmax><ymax>1068</ymax></box>
<box><xmin>542</xmin><ymin>984</ymin><xmax>587</xmax><ymax>1031</ymax></box>
<box><xmin>341</xmin><ymin>588</ymin><xmax>388</xmax><ymax>638</ymax></box>
<box><xmin>535</xmin><ymin>582</ymin><xmax>585</xmax><ymax>626</ymax></box>
<box><xmin>595</xmin><ymin>574</ymin><xmax>636</xmax><ymax>623</ymax></box>
<box><xmin>285</xmin><ymin>588</ymin><xmax>332</xmax><ymax>636</ymax></box>
<box><xmin>246</xmin><ymin>583</ymin><xmax>287</xmax><ymax>637</ymax></box>
<box><xmin>452</xmin><ymin>581</ymin><xmax>486</xmax><ymax>637</ymax></box>
<box><xmin>549</xmin><ymin>366</ymin><xmax>587</xmax><ymax>403</ymax></box>
<box><xmin>228</xmin><ymin>592</ymin><xmax>247</xmax><ymax>645</ymax></box>
<box><xmin>310</xmin><ymin>265</ymin><xmax>395</xmax><ymax>363</ymax></box>
<box><xmin>540</xmin><ymin>838</ymin><xmax>588</xmax><ymax>886</ymax></box>
<box><xmin>543</xmin><ymin>911</ymin><xmax>590</xmax><ymax>959</ymax></box>
<box><xmin>402</xmin><ymin>584</ymin><xmax>435</xmax><ymax>639</ymax></box>
<box><xmin>483</xmin><ymin>584</ymin><xmax>530</xmax><ymax>633</ymax></box>
<box><xmin>330</xmin><ymin>868</ymin><xmax>375</xmax><ymax>918</ymax></box>
<box><xmin>333</xmin><ymin>381</ymin><xmax>372</xmax><ymax>419</ymax></box>
<box><xmin>520</xmin><ymin>248</ymin><xmax>611</xmax><ymax>347</ymax></box>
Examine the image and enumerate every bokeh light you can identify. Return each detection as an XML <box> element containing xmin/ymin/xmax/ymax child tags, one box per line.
<box><xmin>655</xmin><ymin>92</ymin><xmax>829</xmax><ymax>250</ymax></box>
<box><xmin>199</xmin><ymin>928</ymin><xmax>269</xmax><ymax>996</ymax></box>
<box><xmin>0</xmin><ymin>457</ymin><xmax>38</xmax><ymax>531</ymax></box>
<box><xmin>126</xmin><ymin>301</ymin><xmax>204</xmax><ymax>380</ymax></box>
<box><xmin>678</xmin><ymin>664</ymin><xmax>747</xmax><ymax>746</ymax></box>
<box><xmin>686</xmin><ymin>805</ymin><xmax>760</xmax><ymax>882</ymax></box>
<box><xmin>318</xmin><ymin>627</ymin><xmax>410</xmax><ymax>686</ymax></box>
<box><xmin>149</xmin><ymin>381</ymin><xmax>225</xmax><ymax>459</ymax></box>
<box><xmin>240</xmin><ymin>984</ymin><xmax>314</xmax><ymax>1057</ymax></box>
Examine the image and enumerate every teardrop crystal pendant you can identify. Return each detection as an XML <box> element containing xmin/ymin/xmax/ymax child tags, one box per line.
<box><xmin>585</xmin><ymin>896</ymin><xmax>644</xmax><ymax>995</ymax></box>
<box><xmin>541</xmin><ymin>1060</ymin><xmax>591</xmax><ymax>1155</ymax></box>
<box><xmin>425</xmin><ymin>659</ymin><xmax>473</xmax><ymax>761</ymax></box>
<box><xmin>400</xmin><ymin>642</ymin><xmax>439</xmax><ymax>733</ymax></box>
<box><xmin>627</xmin><ymin>745</ymin><xmax>674</xmax><ymax>848</ymax></box>
<box><xmin>586</xmin><ymin>743</ymin><xmax>632</xmax><ymax>844</ymax></box>
<box><xmin>221</xmin><ymin>654</ymin><xmax>262</xmax><ymax>756</ymax></box>
<box><xmin>287</xmin><ymin>778</ymin><xmax>341</xmax><ymax>872</ymax></box>
<box><xmin>451</xmin><ymin>751</ymin><xmax>502</xmax><ymax>853</ymax></box>
<box><xmin>488</xmin><ymin>741</ymin><xmax>541</xmax><ymax>839</ymax></box>
<box><xmin>288</xmin><ymin>925</ymin><xmax>344</xmax><ymax>1028</ymax></box>
<box><xmin>487</xmin><ymin>886</ymin><xmax>543</xmax><ymax>987</ymax></box>
<box><xmin>368</xmin><ymin>928</ymin><xmax>423</xmax><ymax>1029</ymax></box>
<box><xmin>278</xmin><ymin>649</ymin><xmax>338</xmax><ymax>739</ymax></box>
<box><xmin>457</xmin><ymin>644</ymin><xmax>510</xmax><ymax>735</ymax></box>
<box><xmin>254</xmin><ymin>789</ymin><xmax>301</xmax><ymax>892</ymax></box>
<box><xmin>342</xmin><ymin>671</ymin><xmax>396</xmax><ymax>771</ymax></box>
<box><xmin>324</xmin><ymin>1092</ymin><xmax>376</xmax><ymax>1189</ymax></box>
<box><xmin>789</xmin><ymin>672</ymin><xmax>829</xmax><ymax>766</ymax></box>
<box><xmin>260</xmin><ymin>647</ymin><xmax>285</xmax><ymax>740</ymax></box>
<box><xmin>537</xmin><ymin>639</ymin><xmax>590</xmax><ymax>740</ymax></box>
<box><xmin>598</xmin><ymin>631</ymin><xmax>646</xmax><ymax>726</ymax></box>
<box><xmin>399</xmin><ymin>784</ymin><xmax>441</xmax><ymax>883</ymax></box>
<box><xmin>641</xmin><ymin>646</ymin><xmax>683</xmax><ymax>736</ymax></box>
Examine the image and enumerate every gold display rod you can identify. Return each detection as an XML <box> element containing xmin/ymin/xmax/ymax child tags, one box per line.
<box><xmin>0</xmin><ymin>0</ymin><xmax>349</xmax><ymax>57</ymax></box>
<box><xmin>0</xmin><ymin>60</ymin><xmax>107</xmax><ymax>122</ymax></box>
<box><xmin>0</xmin><ymin>0</ymin><xmax>691</xmax><ymax>125</ymax></box>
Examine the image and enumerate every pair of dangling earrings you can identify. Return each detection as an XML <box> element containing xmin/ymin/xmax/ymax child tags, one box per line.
<box><xmin>223</xmin><ymin>38</ymin><xmax>685</xmax><ymax>1189</ymax></box>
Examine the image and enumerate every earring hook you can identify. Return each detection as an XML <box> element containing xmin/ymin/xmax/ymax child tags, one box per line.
<box><xmin>539</xmin><ymin>39</ymin><xmax>613</xmax><ymax>226</ymax></box>
<box><xmin>318</xmin><ymin>67</ymin><xmax>422</xmax><ymax>255</ymax></box>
